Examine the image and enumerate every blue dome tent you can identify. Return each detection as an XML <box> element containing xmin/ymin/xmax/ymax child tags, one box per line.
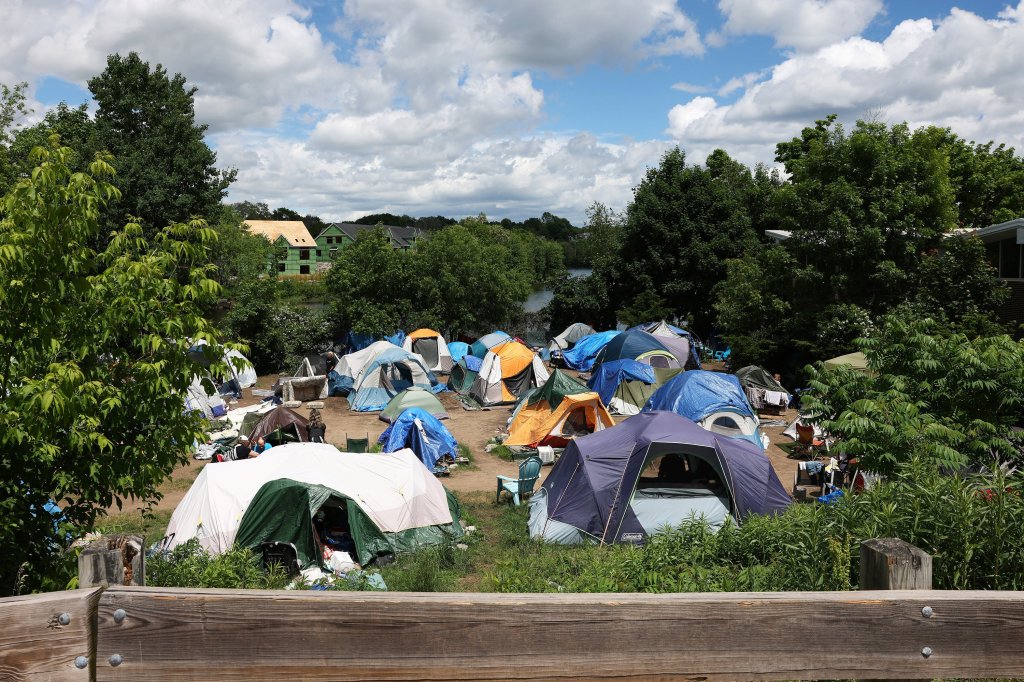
<box><xmin>378</xmin><ymin>407</ymin><xmax>459</xmax><ymax>471</ymax></box>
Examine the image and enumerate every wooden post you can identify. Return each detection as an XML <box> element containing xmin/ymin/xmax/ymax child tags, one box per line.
<box><xmin>860</xmin><ymin>538</ymin><xmax>932</xmax><ymax>590</ymax></box>
<box><xmin>79</xmin><ymin>535</ymin><xmax>145</xmax><ymax>588</ymax></box>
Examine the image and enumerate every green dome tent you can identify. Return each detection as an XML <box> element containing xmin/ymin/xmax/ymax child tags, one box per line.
<box><xmin>380</xmin><ymin>387</ymin><xmax>450</xmax><ymax>423</ymax></box>
<box><xmin>235</xmin><ymin>478</ymin><xmax>463</xmax><ymax>567</ymax></box>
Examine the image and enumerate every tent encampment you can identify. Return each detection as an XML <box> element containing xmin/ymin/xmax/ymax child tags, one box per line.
<box><xmin>528</xmin><ymin>411</ymin><xmax>791</xmax><ymax>545</ymax></box>
<box><xmin>593</xmin><ymin>330</ymin><xmax>683</xmax><ymax>369</ymax></box>
<box><xmin>506</xmin><ymin>368</ymin><xmax>590</xmax><ymax>432</ymax></box>
<box><xmin>548</xmin><ymin>323</ymin><xmax>597</xmax><ymax>353</ymax></box>
<box><xmin>247</xmin><ymin>405</ymin><xmax>310</xmax><ymax>445</ymax></box>
<box><xmin>587</xmin><ymin>359</ymin><xmax>683</xmax><ymax>416</ymax></box>
<box><xmin>470</xmin><ymin>340</ymin><xmax>550</xmax><ymax>406</ymax></box>
<box><xmin>505</xmin><ymin>391</ymin><xmax>615</xmax><ymax>447</ymax></box>
<box><xmin>186</xmin><ymin>339</ymin><xmax>258</xmax><ymax>398</ymax></box>
<box><xmin>163</xmin><ymin>443</ymin><xmax>462</xmax><ymax>567</ymax></box>
<box><xmin>403</xmin><ymin>329</ymin><xmax>454</xmax><ymax>373</ymax></box>
<box><xmin>643</xmin><ymin>371</ymin><xmax>762</xmax><ymax>449</ymax></box>
<box><xmin>560</xmin><ymin>330</ymin><xmax>621</xmax><ymax>371</ymax></box>
<box><xmin>380</xmin><ymin>387</ymin><xmax>450</xmax><ymax>423</ymax></box>
<box><xmin>378</xmin><ymin>407</ymin><xmax>459</xmax><ymax>470</ymax></box>
<box><xmin>470</xmin><ymin>331</ymin><xmax>511</xmax><ymax>359</ymax></box>
<box><xmin>447</xmin><ymin>355</ymin><xmax>482</xmax><ymax>395</ymax></box>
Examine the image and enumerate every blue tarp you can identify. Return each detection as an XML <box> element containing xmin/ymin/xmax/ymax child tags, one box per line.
<box><xmin>587</xmin><ymin>359</ymin><xmax>656</xmax><ymax>405</ymax></box>
<box><xmin>538</xmin><ymin>411</ymin><xmax>790</xmax><ymax>544</ymax></box>
<box><xmin>561</xmin><ymin>331</ymin><xmax>621</xmax><ymax>371</ymax></box>
<box><xmin>643</xmin><ymin>370</ymin><xmax>754</xmax><ymax>423</ymax></box>
<box><xmin>327</xmin><ymin>370</ymin><xmax>352</xmax><ymax>396</ymax></box>
<box><xmin>344</xmin><ymin>330</ymin><xmax>406</xmax><ymax>353</ymax></box>
<box><xmin>448</xmin><ymin>341</ymin><xmax>470</xmax><ymax>364</ymax></box>
<box><xmin>462</xmin><ymin>354</ymin><xmax>483</xmax><ymax>372</ymax></box>
<box><xmin>378</xmin><ymin>407</ymin><xmax>459</xmax><ymax>471</ymax></box>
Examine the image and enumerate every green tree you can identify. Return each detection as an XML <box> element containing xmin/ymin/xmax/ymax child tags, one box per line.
<box><xmin>0</xmin><ymin>82</ymin><xmax>31</xmax><ymax>193</ymax></box>
<box><xmin>913</xmin><ymin>236</ymin><xmax>1008</xmax><ymax>332</ymax></box>
<box><xmin>206</xmin><ymin>206</ymin><xmax>274</xmax><ymax>294</ymax></box>
<box><xmin>612</xmin><ymin>147</ymin><xmax>758</xmax><ymax>336</ymax></box>
<box><xmin>940</xmin><ymin>132</ymin><xmax>1024</xmax><ymax>228</ymax></box>
<box><xmin>88</xmin><ymin>52</ymin><xmax>235</xmax><ymax>233</ymax></box>
<box><xmin>412</xmin><ymin>224</ymin><xmax>532</xmax><ymax>336</ymax></box>
<box><xmin>774</xmin><ymin>116</ymin><xmax>956</xmax><ymax>314</ymax></box>
<box><xmin>804</xmin><ymin>317</ymin><xmax>1024</xmax><ymax>477</ymax></box>
<box><xmin>0</xmin><ymin>138</ymin><xmax>229</xmax><ymax>595</ymax></box>
<box><xmin>545</xmin><ymin>273</ymin><xmax>615</xmax><ymax>331</ymax></box>
<box><xmin>325</xmin><ymin>228</ymin><xmax>414</xmax><ymax>336</ymax></box>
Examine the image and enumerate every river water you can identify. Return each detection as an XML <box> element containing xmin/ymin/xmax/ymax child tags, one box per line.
<box><xmin>523</xmin><ymin>268</ymin><xmax>592</xmax><ymax>313</ymax></box>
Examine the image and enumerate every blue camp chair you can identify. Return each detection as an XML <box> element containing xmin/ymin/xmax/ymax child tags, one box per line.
<box><xmin>496</xmin><ymin>456</ymin><xmax>542</xmax><ymax>506</ymax></box>
<box><xmin>713</xmin><ymin>347</ymin><xmax>732</xmax><ymax>362</ymax></box>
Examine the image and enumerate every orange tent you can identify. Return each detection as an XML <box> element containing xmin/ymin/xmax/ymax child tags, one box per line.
<box><xmin>505</xmin><ymin>392</ymin><xmax>615</xmax><ymax>447</ymax></box>
<box><xmin>470</xmin><ymin>340</ymin><xmax>549</xmax><ymax>405</ymax></box>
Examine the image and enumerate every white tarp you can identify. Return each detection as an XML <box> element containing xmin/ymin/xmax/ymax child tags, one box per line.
<box><xmin>162</xmin><ymin>443</ymin><xmax>454</xmax><ymax>555</ymax></box>
<box><xmin>224</xmin><ymin>348</ymin><xmax>258</xmax><ymax>388</ymax></box>
<box><xmin>335</xmin><ymin>341</ymin><xmax>401</xmax><ymax>381</ymax></box>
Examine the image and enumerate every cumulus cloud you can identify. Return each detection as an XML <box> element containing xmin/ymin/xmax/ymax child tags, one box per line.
<box><xmin>667</xmin><ymin>5</ymin><xmax>1024</xmax><ymax>170</ymax></box>
<box><xmin>717</xmin><ymin>0</ymin><xmax>884</xmax><ymax>51</ymax></box>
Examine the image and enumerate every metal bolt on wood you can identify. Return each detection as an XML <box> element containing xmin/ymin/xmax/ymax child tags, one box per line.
<box><xmin>113</xmin><ymin>608</ymin><xmax>126</xmax><ymax>623</ymax></box>
<box><xmin>922</xmin><ymin>647</ymin><xmax>933</xmax><ymax>658</ymax></box>
<box><xmin>74</xmin><ymin>656</ymin><xmax>88</xmax><ymax>669</ymax></box>
<box><xmin>58</xmin><ymin>612</ymin><xmax>71</xmax><ymax>625</ymax></box>
<box><xmin>921</xmin><ymin>606</ymin><xmax>933</xmax><ymax>618</ymax></box>
<box><xmin>109</xmin><ymin>653</ymin><xmax>123</xmax><ymax>667</ymax></box>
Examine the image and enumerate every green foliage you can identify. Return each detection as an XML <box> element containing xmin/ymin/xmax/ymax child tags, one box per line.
<box><xmin>206</xmin><ymin>207</ymin><xmax>274</xmax><ymax>294</ymax></box>
<box><xmin>0</xmin><ymin>138</ymin><xmax>229</xmax><ymax>595</ymax></box>
<box><xmin>149</xmin><ymin>539</ymin><xmax>292</xmax><ymax>589</ymax></box>
<box><xmin>608</xmin><ymin>147</ymin><xmax>759</xmax><ymax>336</ymax></box>
<box><xmin>88</xmin><ymin>52</ymin><xmax>235</xmax><ymax>233</ymax></box>
<box><xmin>326</xmin><ymin>227</ymin><xmax>414</xmax><ymax>336</ymax></box>
<box><xmin>804</xmin><ymin>317</ymin><xmax>1024</xmax><ymax>476</ymax></box>
<box><xmin>223</xmin><ymin>278</ymin><xmax>332</xmax><ymax>373</ymax></box>
<box><xmin>617</xmin><ymin>290</ymin><xmax>673</xmax><ymax>329</ymax></box>
<box><xmin>489</xmin><ymin>463</ymin><xmax>1024</xmax><ymax>593</ymax></box>
<box><xmin>378</xmin><ymin>541</ymin><xmax>471</xmax><ymax>592</ymax></box>
<box><xmin>913</xmin><ymin>236</ymin><xmax>1009</xmax><ymax>330</ymax></box>
<box><xmin>941</xmin><ymin>131</ymin><xmax>1024</xmax><ymax>228</ymax></box>
<box><xmin>545</xmin><ymin>273</ymin><xmax>615</xmax><ymax>331</ymax></box>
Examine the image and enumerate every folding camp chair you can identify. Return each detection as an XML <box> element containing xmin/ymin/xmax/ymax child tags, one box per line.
<box><xmin>260</xmin><ymin>542</ymin><xmax>301</xmax><ymax>577</ymax></box>
<box><xmin>496</xmin><ymin>456</ymin><xmax>542</xmax><ymax>505</ymax></box>
<box><xmin>345</xmin><ymin>433</ymin><xmax>369</xmax><ymax>453</ymax></box>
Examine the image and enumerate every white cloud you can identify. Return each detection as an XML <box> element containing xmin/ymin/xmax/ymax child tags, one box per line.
<box><xmin>671</xmin><ymin>82</ymin><xmax>709</xmax><ymax>93</ymax></box>
<box><xmin>667</xmin><ymin>5</ymin><xmax>1024</xmax><ymax>170</ymax></box>
<box><xmin>717</xmin><ymin>0</ymin><xmax>884</xmax><ymax>51</ymax></box>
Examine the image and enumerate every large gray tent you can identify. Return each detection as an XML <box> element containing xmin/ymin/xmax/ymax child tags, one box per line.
<box><xmin>529</xmin><ymin>411</ymin><xmax>791</xmax><ymax>544</ymax></box>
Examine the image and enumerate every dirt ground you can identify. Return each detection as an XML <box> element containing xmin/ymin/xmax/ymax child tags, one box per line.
<box><xmin>130</xmin><ymin>368</ymin><xmax>803</xmax><ymax>517</ymax></box>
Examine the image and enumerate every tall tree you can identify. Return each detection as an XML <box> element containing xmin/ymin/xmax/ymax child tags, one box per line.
<box><xmin>0</xmin><ymin>138</ymin><xmax>229</xmax><ymax>594</ymax></box>
<box><xmin>612</xmin><ymin>147</ymin><xmax>758</xmax><ymax>336</ymax></box>
<box><xmin>88</xmin><ymin>52</ymin><xmax>235</xmax><ymax>233</ymax></box>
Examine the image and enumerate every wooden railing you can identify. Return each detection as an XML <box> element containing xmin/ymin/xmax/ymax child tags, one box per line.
<box><xmin>4</xmin><ymin>539</ymin><xmax>1024</xmax><ymax>681</ymax></box>
<box><xmin>4</xmin><ymin>586</ymin><xmax>1024</xmax><ymax>680</ymax></box>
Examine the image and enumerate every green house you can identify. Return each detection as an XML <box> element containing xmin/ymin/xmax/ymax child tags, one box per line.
<box><xmin>244</xmin><ymin>220</ymin><xmax>323</xmax><ymax>276</ymax></box>
<box><xmin>313</xmin><ymin>223</ymin><xmax>355</xmax><ymax>262</ymax></box>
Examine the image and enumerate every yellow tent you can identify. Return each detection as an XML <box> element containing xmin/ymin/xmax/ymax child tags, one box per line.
<box><xmin>505</xmin><ymin>392</ymin><xmax>615</xmax><ymax>447</ymax></box>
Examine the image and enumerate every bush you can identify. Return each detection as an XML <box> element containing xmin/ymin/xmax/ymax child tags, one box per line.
<box><xmin>148</xmin><ymin>539</ymin><xmax>291</xmax><ymax>589</ymax></box>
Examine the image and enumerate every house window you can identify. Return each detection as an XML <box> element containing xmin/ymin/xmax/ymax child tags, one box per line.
<box><xmin>277</xmin><ymin>263</ymin><xmax>285</xmax><ymax>272</ymax></box>
<box><xmin>330</xmin><ymin>247</ymin><xmax>338</xmax><ymax>259</ymax></box>
<box><xmin>300</xmin><ymin>249</ymin><xmax>311</xmax><ymax>260</ymax></box>
<box><xmin>316</xmin><ymin>250</ymin><xmax>322</xmax><ymax>257</ymax></box>
<box><xmin>326</xmin><ymin>236</ymin><xmax>334</xmax><ymax>244</ymax></box>
<box><xmin>998</xmin><ymin>237</ymin><xmax>1020</xmax><ymax>279</ymax></box>
<box><xmin>300</xmin><ymin>265</ymin><xmax>311</xmax><ymax>275</ymax></box>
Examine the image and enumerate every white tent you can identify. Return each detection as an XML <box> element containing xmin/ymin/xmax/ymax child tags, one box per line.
<box><xmin>335</xmin><ymin>340</ymin><xmax>401</xmax><ymax>382</ymax></box>
<box><xmin>184</xmin><ymin>375</ymin><xmax>227</xmax><ymax>418</ymax></box>
<box><xmin>403</xmin><ymin>329</ymin><xmax>454</xmax><ymax>373</ymax></box>
<box><xmin>161</xmin><ymin>443</ymin><xmax>454</xmax><ymax>556</ymax></box>
<box><xmin>548</xmin><ymin>323</ymin><xmax>597</xmax><ymax>352</ymax></box>
<box><xmin>224</xmin><ymin>348</ymin><xmax>258</xmax><ymax>389</ymax></box>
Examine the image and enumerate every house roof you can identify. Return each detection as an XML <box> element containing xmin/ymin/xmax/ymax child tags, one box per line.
<box><xmin>327</xmin><ymin>223</ymin><xmax>422</xmax><ymax>248</ymax></box>
<box><xmin>244</xmin><ymin>220</ymin><xmax>317</xmax><ymax>248</ymax></box>
<box><xmin>968</xmin><ymin>217</ymin><xmax>1024</xmax><ymax>242</ymax></box>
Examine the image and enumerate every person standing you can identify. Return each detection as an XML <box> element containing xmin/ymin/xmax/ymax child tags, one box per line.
<box><xmin>308</xmin><ymin>409</ymin><xmax>327</xmax><ymax>443</ymax></box>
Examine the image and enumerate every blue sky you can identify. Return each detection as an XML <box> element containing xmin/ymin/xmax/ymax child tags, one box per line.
<box><xmin>4</xmin><ymin>0</ymin><xmax>1023</xmax><ymax>223</ymax></box>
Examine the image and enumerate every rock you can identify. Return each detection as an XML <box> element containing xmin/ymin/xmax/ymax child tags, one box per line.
<box><xmin>449</xmin><ymin>463</ymin><xmax>459</xmax><ymax>470</ymax></box>
<box><xmin>484</xmin><ymin>444</ymin><xmax>495</xmax><ymax>452</ymax></box>
<box><xmin>456</xmin><ymin>543</ymin><xmax>469</xmax><ymax>551</ymax></box>
<box><xmin>465</xmin><ymin>526</ymin><xmax>476</xmax><ymax>534</ymax></box>
<box><xmin>283</xmin><ymin>400</ymin><xmax>302</xmax><ymax>408</ymax></box>
<box><xmin>306</xmin><ymin>401</ymin><xmax>325</xmax><ymax>409</ymax></box>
